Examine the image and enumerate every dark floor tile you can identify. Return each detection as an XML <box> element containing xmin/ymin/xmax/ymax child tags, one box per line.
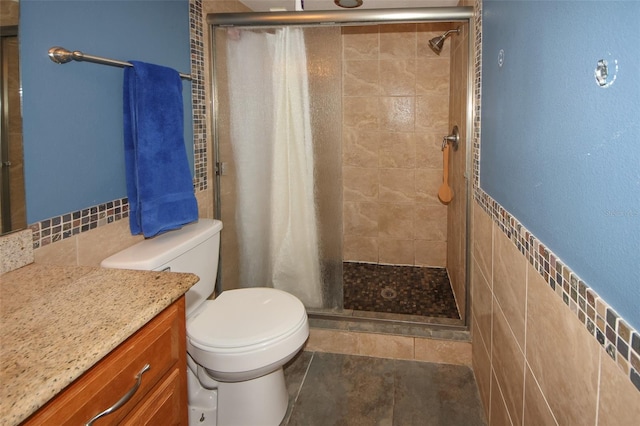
<box><xmin>343</xmin><ymin>263</ymin><xmax>460</xmax><ymax>319</ymax></box>
<box><xmin>284</xmin><ymin>352</ymin><xmax>487</xmax><ymax>426</ymax></box>
<box><xmin>286</xmin><ymin>352</ymin><xmax>395</xmax><ymax>426</ymax></box>
<box><xmin>393</xmin><ymin>361</ymin><xmax>487</xmax><ymax>426</ymax></box>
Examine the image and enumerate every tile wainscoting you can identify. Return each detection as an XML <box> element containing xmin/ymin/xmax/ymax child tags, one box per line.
<box><xmin>471</xmin><ymin>1</ymin><xmax>640</xmax><ymax>424</ymax></box>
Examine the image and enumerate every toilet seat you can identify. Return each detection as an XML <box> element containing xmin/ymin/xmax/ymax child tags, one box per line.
<box><xmin>187</xmin><ymin>287</ymin><xmax>307</xmax><ymax>350</ymax></box>
<box><xmin>186</xmin><ymin>287</ymin><xmax>309</xmax><ymax>378</ymax></box>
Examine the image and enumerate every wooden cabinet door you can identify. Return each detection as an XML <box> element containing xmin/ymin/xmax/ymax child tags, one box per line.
<box><xmin>23</xmin><ymin>299</ymin><xmax>187</xmax><ymax>426</ymax></box>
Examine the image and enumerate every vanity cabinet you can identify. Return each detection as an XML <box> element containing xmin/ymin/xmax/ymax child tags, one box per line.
<box><xmin>23</xmin><ymin>297</ymin><xmax>188</xmax><ymax>425</ymax></box>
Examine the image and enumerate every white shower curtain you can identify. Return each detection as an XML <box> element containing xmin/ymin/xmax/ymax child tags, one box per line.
<box><xmin>226</xmin><ymin>27</ymin><xmax>323</xmax><ymax>308</ymax></box>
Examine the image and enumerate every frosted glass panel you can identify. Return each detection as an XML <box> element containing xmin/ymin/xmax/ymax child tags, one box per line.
<box><xmin>306</xmin><ymin>27</ymin><xmax>343</xmax><ymax>310</ymax></box>
<box><xmin>213</xmin><ymin>26</ymin><xmax>343</xmax><ymax>309</ymax></box>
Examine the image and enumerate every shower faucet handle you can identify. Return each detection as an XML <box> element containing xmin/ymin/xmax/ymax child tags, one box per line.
<box><xmin>442</xmin><ymin>126</ymin><xmax>460</xmax><ymax>151</ymax></box>
<box><xmin>441</xmin><ymin>136</ymin><xmax>451</xmax><ymax>150</ymax></box>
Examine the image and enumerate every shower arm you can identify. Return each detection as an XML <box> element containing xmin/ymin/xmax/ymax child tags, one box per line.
<box><xmin>442</xmin><ymin>28</ymin><xmax>460</xmax><ymax>38</ymax></box>
<box><xmin>432</xmin><ymin>28</ymin><xmax>460</xmax><ymax>46</ymax></box>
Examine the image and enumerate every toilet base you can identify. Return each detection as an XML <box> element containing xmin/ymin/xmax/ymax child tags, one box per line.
<box><xmin>187</xmin><ymin>364</ymin><xmax>217</xmax><ymax>426</ymax></box>
<box><xmin>189</xmin><ymin>404</ymin><xmax>217</xmax><ymax>426</ymax></box>
<box><xmin>218</xmin><ymin>367</ymin><xmax>289</xmax><ymax>426</ymax></box>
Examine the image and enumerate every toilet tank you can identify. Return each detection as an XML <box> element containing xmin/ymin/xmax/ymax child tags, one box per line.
<box><xmin>101</xmin><ymin>219</ymin><xmax>223</xmax><ymax>317</ymax></box>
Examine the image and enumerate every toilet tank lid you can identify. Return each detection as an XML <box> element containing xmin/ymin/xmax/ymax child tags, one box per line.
<box><xmin>101</xmin><ymin>219</ymin><xmax>223</xmax><ymax>271</ymax></box>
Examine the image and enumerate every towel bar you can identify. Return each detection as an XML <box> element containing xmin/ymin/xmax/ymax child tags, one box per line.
<box><xmin>48</xmin><ymin>46</ymin><xmax>192</xmax><ymax>81</ymax></box>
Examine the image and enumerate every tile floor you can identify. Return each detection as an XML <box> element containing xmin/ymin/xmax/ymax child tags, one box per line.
<box><xmin>281</xmin><ymin>351</ymin><xmax>487</xmax><ymax>426</ymax></box>
<box><xmin>343</xmin><ymin>263</ymin><xmax>460</xmax><ymax>320</ymax></box>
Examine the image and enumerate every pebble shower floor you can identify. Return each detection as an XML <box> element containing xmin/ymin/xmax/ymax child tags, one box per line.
<box><xmin>343</xmin><ymin>262</ymin><xmax>460</xmax><ymax>319</ymax></box>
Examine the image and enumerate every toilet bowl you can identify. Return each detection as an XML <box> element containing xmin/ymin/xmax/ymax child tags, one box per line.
<box><xmin>101</xmin><ymin>219</ymin><xmax>309</xmax><ymax>426</ymax></box>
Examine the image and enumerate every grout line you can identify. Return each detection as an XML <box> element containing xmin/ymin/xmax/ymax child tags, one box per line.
<box><xmin>492</xmin><ymin>296</ymin><xmax>525</xmax><ymax>359</ymax></box>
<box><xmin>283</xmin><ymin>351</ymin><xmax>316</xmax><ymax>426</ymax></box>
<box><xmin>294</xmin><ymin>351</ymin><xmax>315</xmax><ymax>406</ymax></box>
<box><xmin>594</xmin><ymin>349</ymin><xmax>602</xmax><ymax>426</ymax></box>
<box><xmin>471</xmin><ymin>310</ymin><xmax>489</xmax><ymax>364</ymax></box>
<box><xmin>390</xmin><ymin>356</ymin><xmax>398</xmax><ymax>425</ymax></box>
<box><xmin>524</xmin><ymin>360</ymin><xmax>560</xmax><ymax>426</ymax></box>
<box><xmin>492</xmin><ymin>367</ymin><xmax>515</xmax><ymax>426</ymax></box>
<box><xmin>412</xmin><ymin>336</ymin><xmax>416</xmax><ymax>360</ymax></box>
<box><xmin>522</xmin><ymin>257</ymin><xmax>529</xmax><ymax>424</ymax></box>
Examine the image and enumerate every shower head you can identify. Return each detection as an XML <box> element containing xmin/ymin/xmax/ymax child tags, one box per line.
<box><xmin>428</xmin><ymin>28</ymin><xmax>460</xmax><ymax>55</ymax></box>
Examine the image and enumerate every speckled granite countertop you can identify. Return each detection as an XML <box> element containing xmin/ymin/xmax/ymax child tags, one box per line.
<box><xmin>0</xmin><ymin>263</ymin><xmax>198</xmax><ymax>426</ymax></box>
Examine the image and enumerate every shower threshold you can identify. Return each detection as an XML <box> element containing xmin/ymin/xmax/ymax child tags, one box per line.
<box><xmin>306</xmin><ymin>309</ymin><xmax>468</xmax><ymax>341</ymax></box>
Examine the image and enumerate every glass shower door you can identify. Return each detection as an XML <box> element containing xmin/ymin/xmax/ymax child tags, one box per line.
<box><xmin>212</xmin><ymin>25</ymin><xmax>343</xmax><ymax>310</ymax></box>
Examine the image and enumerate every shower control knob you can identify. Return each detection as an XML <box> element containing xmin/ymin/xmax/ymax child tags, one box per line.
<box><xmin>441</xmin><ymin>126</ymin><xmax>460</xmax><ymax>151</ymax></box>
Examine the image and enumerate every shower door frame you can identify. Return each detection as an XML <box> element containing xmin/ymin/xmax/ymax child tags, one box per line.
<box><xmin>209</xmin><ymin>7</ymin><xmax>475</xmax><ymax>331</ymax></box>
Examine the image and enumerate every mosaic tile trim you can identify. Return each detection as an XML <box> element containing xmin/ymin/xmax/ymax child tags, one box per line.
<box><xmin>189</xmin><ymin>0</ymin><xmax>208</xmax><ymax>191</ymax></box>
<box><xmin>29</xmin><ymin>0</ymin><xmax>208</xmax><ymax>249</ymax></box>
<box><xmin>30</xmin><ymin>198</ymin><xmax>129</xmax><ymax>249</ymax></box>
<box><xmin>473</xmin><ymin>0</ymin><xmax>640</xmax><ymax>393</ymax></box>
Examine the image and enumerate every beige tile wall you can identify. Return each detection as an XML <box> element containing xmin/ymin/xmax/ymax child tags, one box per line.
<box><xmin>470</xmin><ymin>201</ymin><xmax>640</xmax><ymax>425</ymax></box>
<box><xmin>342</xmin><ymin>23</ymin><xmax>455</xmax><ymax>268</ymax></box>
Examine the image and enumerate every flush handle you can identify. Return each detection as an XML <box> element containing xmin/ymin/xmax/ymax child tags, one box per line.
<box><xmin>442</xmin><ymin>126</ymin><xmax>460</xmax><ymax>151</ymax></box>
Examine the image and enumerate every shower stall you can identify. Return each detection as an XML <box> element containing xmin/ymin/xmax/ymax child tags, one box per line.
<box><xmin>209</xmin><ymin>7</ymin><xmax>473</xmax><ymax>329</ymax></box>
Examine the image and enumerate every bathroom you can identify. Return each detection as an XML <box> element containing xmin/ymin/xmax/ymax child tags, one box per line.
<box><xmin>1</xmin><ymin>0</ymin><xmax>639</xmax><ymax>425</ymax></box>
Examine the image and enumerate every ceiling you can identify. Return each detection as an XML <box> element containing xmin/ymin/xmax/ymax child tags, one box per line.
<box><xmin>240</xmin><ymin>0</ymin><xmax>460</xmax><ymax>12</ymax></box>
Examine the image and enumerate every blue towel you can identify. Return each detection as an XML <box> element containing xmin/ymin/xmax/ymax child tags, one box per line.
<box><xmin>123</xmin><ymin>61</ymin><xmax>198</xmax><ymax>237</ymax></box>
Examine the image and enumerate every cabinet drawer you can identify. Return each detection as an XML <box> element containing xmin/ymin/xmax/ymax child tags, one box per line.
<box><xmin>122</xmin><ymin>367</ymin><xmax>185</xmax><ymax>425</ymax></box>
<box><xmin>24</xmin><ymin>300</ymin><xmax>185</xmax><ymax>426</ymax></box>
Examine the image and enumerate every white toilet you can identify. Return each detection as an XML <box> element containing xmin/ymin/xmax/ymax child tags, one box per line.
<box><xmin>101</xmin><ymin>219</ymin><xmax>309</xmax><ymax>426</ymax></box>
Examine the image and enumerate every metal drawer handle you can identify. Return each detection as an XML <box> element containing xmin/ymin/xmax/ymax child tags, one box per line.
<box><xmin>85</xmin><ymin>364</ymin><xmax>151</xmax><ymax>426</ymax></box>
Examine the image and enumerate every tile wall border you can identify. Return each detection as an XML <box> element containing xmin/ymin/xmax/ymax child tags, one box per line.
<box><xmin>473</xmin><ymin>0</ymin><xmax>640</xmax><ymax>393</ymax></box>
<box><xmin>30</xmin><ymin>198</ymin><xmax>129</xmax><ymax>249</ymax></box>
<box><xmin>30</xmin><ymin>0</ymin><xmax>207</xmax><ymax>249</ymax></box>
<box><xmin>189</xmin><ymin>0</ymin><xmax>208</xmax><ymax>192</ymax></box>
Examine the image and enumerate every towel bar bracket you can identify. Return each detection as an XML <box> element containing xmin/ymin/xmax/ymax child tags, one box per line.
<box><xmin>49</xmin><ymin>47</ymin><xmax>130</xmax><ymax>68</ymax></box>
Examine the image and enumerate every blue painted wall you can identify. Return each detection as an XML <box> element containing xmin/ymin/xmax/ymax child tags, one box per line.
<box><xmin>481</xmin><ymin>1</ymin><xmax>640</xmax><ymax>328</ymax></box>
<box><xmin>20</xmin><ymin>0</ymin><xmax>192</xmax><ymax>224</ymax></box>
